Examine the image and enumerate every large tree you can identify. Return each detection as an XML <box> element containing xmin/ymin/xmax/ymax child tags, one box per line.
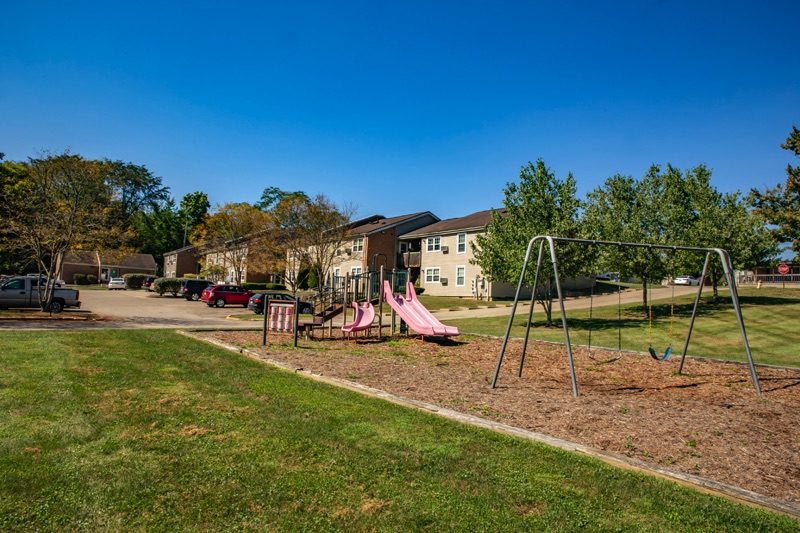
<box><xmin>472</xmin><ymin>159</ymin><xmax>584</xmax><ymax>325</ymax></box>
<box><xmin>686</xmin><ymin>166</ymin><xmax>776</xmax><ymax>298</ymax></box>
<box><xmin>750</xmin><ymin>126</ymin><xmax>800</xmax><ymax>259</ymax></box>
<box><xmin>583</xmin><ymin>165</ymin><xmax>682</xmax><ymax>314</ymax></box>
<box><xmin>255</xmin><ymin>186</ymin><xmax>308</xmax><ymax>212</ymax></box>
<box><xmin>300</xmin><ymin>194</ymin><xmax>357</xmax><ymax>293</ymax></box>
<box><xmin>1</xmin><ymin>152</ymin><xmax>111</xmax><ymax>310</ymax></box>
<box><xmin>104</xmin><ymin>160</ymin><xmax>171</xmax><ymax>250</ymax></box>
<box><xmin>179</xmin><ymin>191</ymin><xmax>211</xmax><ymax>246</ymax></box>
<box><xmin>200</xmin><ymin>203</ymin><xmax>272</xmax><ymax>284</ymax></box>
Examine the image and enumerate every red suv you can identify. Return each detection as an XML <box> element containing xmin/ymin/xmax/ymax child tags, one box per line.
<box><xmin>201</xmin><ymin>285</ymin><xmax>254</xmax><ymax>308</ymax></box>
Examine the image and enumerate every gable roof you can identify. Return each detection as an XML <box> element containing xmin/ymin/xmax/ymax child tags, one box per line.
<box><xmin>62</xmin><ymin>250</ymin><xmax>99</xmax><ymax>265</ymax></box>
<box><xmin>164</xmin><ymin>244</ymin><xmax>198</xmax><ymax>255</ymax></box>
<box><xmin>98</xmin><ymin>251</ymin><xmax>157</xmax><ymax>270</ymax></box>
<box><xmin>400</xmin><ymin>209</ymin><xmax>506</xmax><ymax>238</ymax></box>
<box><xmin>350</xmin><ymin>212</ymin><xmax>439</xmax><ymax>235</ymax></box>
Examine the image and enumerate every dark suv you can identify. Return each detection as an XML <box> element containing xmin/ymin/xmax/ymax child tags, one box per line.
<box><xmin>181</xmin><ymin>279</ymin><xmax>211</xmax><ymax>301</ymax></box>
<box><xmin>248</xmin><ymin>292</ymin><xmax>314</xmax><ymax>315</ymax></box>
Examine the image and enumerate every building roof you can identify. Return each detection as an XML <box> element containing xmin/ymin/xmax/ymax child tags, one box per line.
<box><xmin>163</xmin><ymin>244</ymin><xmax>198</xmax><ymax>255</ymax></box>
<box><xmin>98</xmin><ymin>252</ymin><xmax>157</xmax><ymax>270</ymax></box>
<box><xmin>350</xmin><ymin>212</ymin><xmax>439</xmax><ymax>235</ymax></box>
<box><xmin>62</xmin><ymin>250</ymin><xmax>99</xmax><ymax>265</ymax></box>
<box><xmin>62</xmin><ymin>250</ymin><xmax>157</xmax><ymax>271</ymax></box>
<box><xmin>400</xmin><ymin>209</ymin><xmax>506</xmax><ymax>238</ymax></box>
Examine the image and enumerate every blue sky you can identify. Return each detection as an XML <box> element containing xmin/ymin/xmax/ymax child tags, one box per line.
<box><xmin>2</xmin><ymin>1</ymin><xmax>798</xmax><ymax>221</ymax></box>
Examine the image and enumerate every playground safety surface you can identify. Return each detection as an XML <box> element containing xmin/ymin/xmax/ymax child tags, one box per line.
<box><xmin>198</xmin><ymin>330</ymin><xmax>800</xmax><ymax>510</ymax></box>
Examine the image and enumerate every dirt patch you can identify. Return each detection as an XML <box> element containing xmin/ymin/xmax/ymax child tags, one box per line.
<box><xmin>198</xmin><ymin>330</ymin><xmax>800</xmax><ymax>506</ymax></box>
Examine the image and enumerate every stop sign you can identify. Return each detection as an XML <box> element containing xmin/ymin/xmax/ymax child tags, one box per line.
<box><xmin>778</xmin><ymin>264</ymin><xmax>790</xmax><ymax>275</ymax></box>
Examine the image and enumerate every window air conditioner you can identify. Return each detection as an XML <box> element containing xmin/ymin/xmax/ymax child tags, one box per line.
<box><xmin>440</xmin><ymin>278</ymin><xmax>448</xmax><ymax>285</ymax></box>
<box><xmin>441</xmin><ymin>246</ymin><xmax>449</xmax><ymax>253</ymax></box>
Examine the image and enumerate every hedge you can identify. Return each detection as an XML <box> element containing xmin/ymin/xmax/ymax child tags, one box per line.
<box><xmin>123</xmin><ymin>273</ymin><xmax>149</xmax><ymax>289</ymax></box>
<box><xmin>153</xmin><ymin>277</ymin><xmax>183</xmax><ymax>296</ymax></box>
<box><xmin>73</xmin><ymin>273</ymin><xmax>87</xmax><ymax>285</ymax></box>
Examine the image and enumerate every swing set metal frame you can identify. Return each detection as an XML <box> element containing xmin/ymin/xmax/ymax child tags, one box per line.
<box><xmin>491</xmin><ymin>236</ymin><xmax>761</xmax><ymax>396</ymax></box>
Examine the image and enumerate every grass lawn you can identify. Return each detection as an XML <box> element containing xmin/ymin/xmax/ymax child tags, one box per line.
<box><xmin>443</xmin><ymin>286</ymin><xmax>800</xmax><ymax>368</ymax></box>
<box><xmin>0</xmin><ymin>330</ymin><xmax>796</xmax><ymax>531</ymax></box>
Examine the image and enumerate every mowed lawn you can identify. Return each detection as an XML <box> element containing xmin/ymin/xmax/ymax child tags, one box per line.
<box><xmin>444</xmin><ymin>286</ymin><xmax>800</xmax><ymax>368</ymax></box>
<box><xmin>1</xmin><ymin>330</ymin><xmax>797</xmax><ymax>531</ymax></box>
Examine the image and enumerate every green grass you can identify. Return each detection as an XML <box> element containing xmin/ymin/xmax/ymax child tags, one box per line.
<box><xmin>417</xmin><ymin>295</ymin><xmax>500</xmax><ymax>311</ymax></box>
<box><xmin>444</xmin><ymin>286</ymin><xmax>800</xmax><ymax>368</ymax></box>
<box><xmin>1</xmin><ymin>330</ymin><xmax>796</xmax><ymax>531</ymax></box>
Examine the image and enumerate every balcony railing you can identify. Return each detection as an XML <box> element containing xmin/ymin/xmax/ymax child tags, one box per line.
<box><xmin>397</xmin><ymin>252</ymin><xmax>421</xmax><ymax>269</ymax></box>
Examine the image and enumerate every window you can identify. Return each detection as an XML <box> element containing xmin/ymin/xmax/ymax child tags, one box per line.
<box><xmin>333</xmin><ymin>268</ymin><xmax>341</xmax><ymax>280</ymax></box>
<box><xmin>425</xmin><ymin>267</ymin><xmax>440</xmax><ymax>283</ymax></box>
<box><xmin>427</xmin><ymin>236</ymin><xmax>441</xmax><ymax>252</ymax></box>
<box><xmin>457</xmin><ymin>233</ymin><xmax>466</xmax><ymax>254</ymax></box>
<box><xmin>399</xmin><ymin>242</ymin><xmax>408</xmax><ymax>253</ymax></box>
<box><xmin>456</xmin><ymin>266</ymin><xmax>465</xmax><ymax>287</ymax></box>
<box><xmin>351</xmin><ymin>267</ymin><xmax>362</xmax><ymax>276</ymax></box>
<box><xmin>352</xmin><ymin>237</ymin><xmax>364</xmax><ymax>252</ymax></box>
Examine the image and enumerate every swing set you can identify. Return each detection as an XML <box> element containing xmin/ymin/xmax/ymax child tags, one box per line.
<box><xmin>491</xmin><ymin>236</ymin><xmax>761</xmax><ymax>396</ymax></box>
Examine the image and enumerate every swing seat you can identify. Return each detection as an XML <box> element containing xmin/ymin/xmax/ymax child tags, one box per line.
<box><xmin>649</xmin><ymin>346</ymin><xmax>672</xmax><ymax>361</ymax></box>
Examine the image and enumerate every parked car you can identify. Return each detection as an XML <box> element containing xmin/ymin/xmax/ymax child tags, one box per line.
<box><xmin>674</xmin><ymin>275</ymin><xmax>699</xmax><ymax>286</ymax></box>
<box><xmin>0</xmin><ymin>276</ymin><xmax>81</xmax><ymax>312</ymax></box>
<box><xmin>143</xmin><ymin>276</ymin><xmax>158</xmax><ymax>291</ymax></box>
<box><xmin>181</xmin><ymin>279</ymin><xmax>211</xmax><ymax>301</ymax></box>
<box><xmin>248</xmin><ymin>292</ymin><xmax>314</xmax><ymax>315</ymax></box>
<box><xmin>201</xmin><ymin>285</ymin><xmax>254</xmax><ymax>308</ymax></box>
<box><xmin>108</xmin><ymin>277</ymin><xmax>128</xmax><ymax>290</ymax></box>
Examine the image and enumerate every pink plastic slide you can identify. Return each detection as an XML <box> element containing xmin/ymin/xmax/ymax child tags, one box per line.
<box><xmin>381</xmin><ymin>281</ymin><xmax>460</xmax><ymax>337</ymax></box>
<box><xmin>341</xmin><ymin>301</ymin><xmax>375</xmax><ymax>334</ymax></box>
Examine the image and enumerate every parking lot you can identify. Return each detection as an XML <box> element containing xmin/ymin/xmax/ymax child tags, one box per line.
<box><xmin>0</xmin><ymin>288</ymin><xmax>261</xmax><ymax>330</ymax></box>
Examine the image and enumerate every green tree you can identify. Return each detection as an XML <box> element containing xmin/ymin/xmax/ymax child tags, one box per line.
<box><xmin>685</xmin><ymin>167</ymin><xmax>776</xmax><ymax>298</ymax></box>
<box><xmin>254</xmin><ymin>186</ymin><xmax>308</xmax><ymax>211</ymax></box>
<box><xmin>584</xmin><ymin>166</ymin><xmax>678</xmax><ymax>314</ymax></box>
<box><xmin>750</xmin><ymin>126</ymin><xmax>800</xmax><ymax>259</ymax></box>
<box><xmin>132</xmin><ymin>198</ymin><xmax>185</xmax><ymax>270</ymax></box>
<box><xmin>0</xmin><ymin>151</ymin><xmax>110</xmax><ymax>310</ymax></box>
<box><xmin>0</xmin><ymin>160</ymin><xmax>34</xmax><ymax>273</ymax></box>
<box><xmin>104</xmin><ymin>160</ymin><xmax>171</xmax><ymax>250</ymax></box>
<box><xmin>472</xmin><ymin>159</ymin><xmax>583</xmax><ymax>325</ymax></box>
<box><xmin>179</xmin><ymin>191</ymin><xmax>210</xmax><ymax>245</ymax></box>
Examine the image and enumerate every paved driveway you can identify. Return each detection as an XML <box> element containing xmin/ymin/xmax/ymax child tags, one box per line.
<box><xmin>0</xmin><ymin>289</ymin><xmax>261</xmax><ymax>330</ymax></box>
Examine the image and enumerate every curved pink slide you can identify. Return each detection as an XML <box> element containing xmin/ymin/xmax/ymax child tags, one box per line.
<box><xmin>341</xmin><ymin>301</ymin><xmax>375</xmax><ymax>334</ymax></box>
<box><xmin>382</xmin><ymin>281</ymin><xmax>460</xmax><ymax>337</ymax></box>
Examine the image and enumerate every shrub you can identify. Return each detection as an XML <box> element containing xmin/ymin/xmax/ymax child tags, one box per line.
<box><xmin>86</xmin><ymin>275</ymin><xmax>97</xmax><ymax>284</ymax></box>
<box><xmin>73</xmin><ymin>273</ymin><xmax>87</xmax><ymax>285</ymax></box>
<box><xmin>154</xmin><ymin>277</ymin><xmax>183</xmax><ymax>296</ymax></box>
<box><xmin>242</xmin><ymin>283</ymin><xmax>269</xmax><ymax>291</ymax></box>
<box><xmin>183</xmin><ymin>273</ymin><xmax>198</xmax><ymax>279</ymax></box>
<box><xmin>123</xmin><ymin>273</ymin><xmax>148</xmax><ymax>289</ymax></box>
<box><xmin>265</xmin><ymin>283</ymin><xmax>286</xmax><ymax>290</ymax></box>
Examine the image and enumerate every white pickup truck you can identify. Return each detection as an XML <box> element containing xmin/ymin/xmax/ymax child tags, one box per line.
<box><xmin>0</xmin><ymin>276</ymin><xmax>81</xmax><ymax>313</ymax></box>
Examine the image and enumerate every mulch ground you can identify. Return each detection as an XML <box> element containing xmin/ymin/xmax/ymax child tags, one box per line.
<box><xmin>198</xmin><ymin>330</ymin><xmax>800</xmax><ymax>507</ymax></box>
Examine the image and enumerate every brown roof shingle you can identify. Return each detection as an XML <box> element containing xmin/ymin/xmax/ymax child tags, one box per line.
<box><xmin>401</xmin><ymin>208</ymin><xmax>506</xmax><ymax>238</ymax></box>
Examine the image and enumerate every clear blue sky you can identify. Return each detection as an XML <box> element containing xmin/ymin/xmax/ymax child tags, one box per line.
<box><xmin>2</xmin><ymin>1</ymin><xmax>798</xmax><ymax>221</ymax></box>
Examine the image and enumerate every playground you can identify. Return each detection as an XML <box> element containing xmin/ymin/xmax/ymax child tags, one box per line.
<box><xmin>202</xmin><ymin>329</ymin><xmax>800</xmax><ymax>508</ymax></box>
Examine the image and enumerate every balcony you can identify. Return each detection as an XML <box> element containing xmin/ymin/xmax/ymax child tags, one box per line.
<box><xmin>397</xmin><ymin>252</ymin><xmax>421</xmax><ymax>269</ymax></box>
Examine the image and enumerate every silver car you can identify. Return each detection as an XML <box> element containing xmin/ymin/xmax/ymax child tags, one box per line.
<box><xmin>108</xmin><ymin>277</ymin><xmax>128</xmax><ymax>290</ymax></box>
